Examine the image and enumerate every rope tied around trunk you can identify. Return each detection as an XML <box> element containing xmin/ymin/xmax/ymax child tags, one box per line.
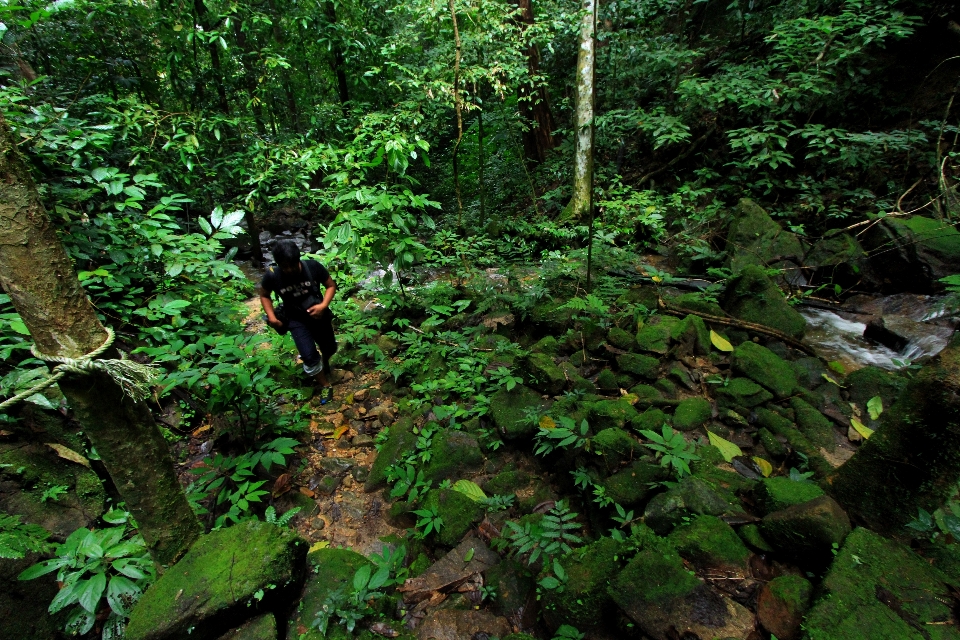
<box><xmin>0</xmin><ymin>327</ymin><xmax>159</xmax><ymax>411</ymax></box>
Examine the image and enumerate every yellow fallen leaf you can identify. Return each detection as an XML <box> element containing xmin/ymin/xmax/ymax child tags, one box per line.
<box><xmin>851</xmin><ymin>417</ymin><xmax>874</xmax><ymax>440</ymax></box>
<box><xmin>309</xmin><ymin>540</ymin><xmax>330</xmax><ymax>553</ymax></box>
<box><xmin>752</xmin><ymin>457</ymin><xmax>773</xmax><ymax>477</ymax></box>
<box><xmin>710</xmin><ymin>330</ymin><xmax>734</xmax><ymax>352</ymax></box>
<box><xmin>539</xmin><ymin>415</ymin><xmax>556</xmax><ymax>430</ymax></box>
<box><xmin>621</xmin><ymin>393</ymin><xmax>640</xmax><ymax>405</ymax></box>
<box><xmin>708</xmin><ymin>431</ymin><xmax>743</xmax><ymax>462</ymax></box>
<box><xmin>332</xmin><ymin>425</ymin><xmax>349</xmax><ymax>440</ymax></box>
<box><xmin>45</xmin><ymin>443</ymin><xmax>90</xmax><ymax>468</ymax></box>
<box><xmin>822</xmin><ymin>373</ymin><xmax>844</xmax><ymax>387</ymax></box>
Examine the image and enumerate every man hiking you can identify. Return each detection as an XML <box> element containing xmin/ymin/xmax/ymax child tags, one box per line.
<box><xmin>259</xmin><ymin>239</ymin><xmax>338</xmax><ymax>404</ymax></box>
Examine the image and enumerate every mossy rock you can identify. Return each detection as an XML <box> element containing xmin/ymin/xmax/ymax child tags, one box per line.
<box><xmin>288</xmin><ymin>548</ymin><xmax>373</xmax><ymax>640</ymax></box>
<box><xmin>738</xmin><ymin>523</ymin><xmax>775</xmax><ymax>553</ymax></box>
<box><xmin>488</xmin><ymin>385</ymin><xmax>546</xmax><ymax>440</ymax></box>
<box><xmin>726</xmin><ymin>198</ymin><xmax>805</xmax><ymax>273</ymax></box>
<box><xmin>421</xmin><ymin>430</ymin><xmax>483</xmax><ymax>483</ymax></box>
<box><xmin>616</xmin><ymin>352</ymin><xmax>660</xmax><ymax>381</ymax></box>
<box><xmin>789</xmin><ymin>397</ymin><xmax>835</xmax><ymax>449</ymax></box>
<box><xmin>671</xmin><ymin>314</ymin><xmax>711</xmax><ymax>357</ymax></box>
<box><xmin>759</xmin><ymin>495</ymin><xmax>851</xmax><ymax>568</ymax></box>
<box><xmin>667</xmin><ymin>292</ymin><xmax>726</xmax><ymax>317</ymax></box>
<box><xmin>424</xmin><ymin>489</ymin><xmax>484</xmax><ymax>547</ymax></box>
<box><xmin>0</xmin><ymin>554</ymin><xmax>66</xmax><ymax>640</ymax></box>
<box><xmin>790</xmin><ymin>356</ymin><xmax>828</xmax><ymax>390</ymax></box>
<box><xmin>715</xmin><ymin>378</ymin><xmax>774</xmax><ymax>411</ymax></box>
<box><xmin>600</xmin><ymin>460</ymin><xmax>666</xmax><ymax>507</ymax></box>
<box><xmin>0</xmin><ymin>442</ymin><xmax>105</xmax><ymax>540</ymax></box>
<box><xmin>542</xmin><ymin>537</ymin><xmax>624</xmax><ymax>631</ymax></box>
<box><xmin>628</xmin><ymin>384</ymin><xmax>665</xmax><ymax>408</ymax></box>
<box><xmin>654</xmin><ymin>377</ymin><xmax>679</xmax><ymax>399</ymax></box>
<box><xmin>607</xmin><ymin>326</ymin><xmax>636</xmax><ymax>351</ymax></box>
<box><xmin>595</xmin><ymin>368</ymin><xmax>619</xmax><ymax>392</ymax></box>
<box><xmin>630</xmin><ymin>407</ymin><xmax>671</xmax><ymax>434</ymax></box>
<box><xmin>523</xmin><ymin>352</ymin><xmax>566</xmax><ymax>395</ymax></box>
<box><xmin>481</xmin><ymin>470</ymin><xmax>530</xmax><ymax>497</ymax></box>
<box><xmin>721</xmin><ymin>265</ymin><xmax>806</xmax><ymax>339</ymax></box>
<box><xmin>127</xmin><ymin>520</ymin><xmax>307</xmax><ymax>640</ymax></box>
<box><xmin>216</xmin><ymin>614</ymin><xmax>276</xmax><ymax>640</ymax></box>
<box><xmin>635</xmin><ymin>316</ymin><xmax>680</xmax><ymax>355</ymax></box>
<box><xmin>754</xmin><ymin>408</ymin><xmax>833</xmax><ymax>478</ymax></box>
<box><xmin>365</xmin><ymin>417</ymin><xmax>416</xmax><ymax>491</ymax></box>
<box><xmin>616</xmin><ymin>286</ymin><xmax>660</xmax><ymax>309</ymax></box>
<box><xmin>754</xmin><ymin>477</ymin><xmax>824</xmax><ymax>515</ymax></box>
<box><xmin>643</xmin><ymin>477</ymin><xmax>743</xmax><ymax>536</ymax></box>
<box><xmin>485</xmin><ymin>558</ymin><xmax>535</xmax><ymax>617</ymax></box>
<box><xmin>756</xmin><ymin>575</ymin><xmax>812</xmax><ymax>640</ymax></box>
<box><xmin>589</xmin><ymin>399</ymin><xmax>639</xmax><ymax>431</ymax></box>
<box><xmin>529</xmin><ymin>298</ymin><xmax>576</xmax><ymax>333</ymax></box>
<box><xmin>758</xmin><ymin>427</ymin><xmax>788</xmax><ymax>461</ymax></box>
<box><xmin>803</xmin><ymin>527</ymin><xmax>958</xmax><ymax>640</ymax></box>
<box><xmin>667</xmin><ymin>514</ymin><xmax>751</xmax><ymax>573</ymax></box>
<box><xmin>730</xmin><ymin>341</ymin><xmax>798</xmax><ymax>398</ymax></box>
<box><xmin>592</xmin><ymin>428</ymin><xmax>643</xmax><ymax>471</ymax></box>
<box><xmin>530</xmin><ymin>335</ymin><xmax>559</xmax><ymax>356</ymax></box>
<box><xmin>374</xmin><ymin>334</ymin><xmax>401</xmax><ymax>355</ymax></box>
<box><xmin>559</xmin><ymin>361</ymin><xmax>596</xmax><ymax>393</ymax></box>
<box><xmin>872</xmin><ymin>215</ymin><xmax>960</xmax><ymax>290</ymax></box>
<box><xmin>502</xmin><ymin>635</ymin><xmax>537</xmax><ymax>640</ymax></box>
<box><xmin>844</xmin><ymin>365</ymin><xmax>906</xmax><ymax>407</ymax></box>
<box><xmin>672</xmin><ymin>398</ymin><xmax>712</xmax><ymax>432</ymax></box>
<box><xmin>691</xmin><ymin>446</ymin><xmax>758</xmax><ymax>495</ymax></box>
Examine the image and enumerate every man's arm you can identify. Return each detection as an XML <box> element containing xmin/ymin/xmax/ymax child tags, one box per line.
<box><xmin>259</xmin><ymin>285</ymin><xmax>283</xmax><ymax>328</ymax></box>
<box><xmin>306</xmin><ymin>276</ymin><xmax>337</xmax><ymax>318</ymax></box>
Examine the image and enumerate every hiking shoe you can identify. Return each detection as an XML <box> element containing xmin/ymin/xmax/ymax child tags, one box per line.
<box><xmin>320</xmin><ymin>386</ymin><xmax>334</xmax><ymax>405</ymax></box>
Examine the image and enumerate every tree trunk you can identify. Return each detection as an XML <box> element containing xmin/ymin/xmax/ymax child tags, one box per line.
<box><xmin>194</xmin><ymin>0</ymin><xmax>230</xmax><ymax>115</ymax></box>
<box><xmin>0</xmin><ymin>113</ymin><xmax>200</xmax><ymax>567</ymax></box>
<box><xmin>567</xmin><ymin>0</ymin><xmax>596</xmax><ymax>220</ymax></box>
<box><xmin>324</xmin><ymin>2</ymin><xmax>350</xmax><ymax>105</ymax></box>
<box><xmin>515</xmin><ymin>0</ymin><xmax>555</xmax><ymax>164</ymax></box>
<box><xmin>829</xmin><ymin>335</ymin><xmax>960</xmax><ymax>533</ymax></box>
<box><xmin>450</xmin><ymin>0</ymin><xmax>464</xmax><ymax>230</ymax></box>
<box><xmin>232</xmin><ymin>19</ymin><xmax>267</xmax><ymax>135</ymax></box>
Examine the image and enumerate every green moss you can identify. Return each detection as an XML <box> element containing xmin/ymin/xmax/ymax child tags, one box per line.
<box><xmin>530</xmin><ymin>299</ymin><xmax>575</xmax><ymax>333</ymax></box>
<box><xmin>290</xmin><ymin>548</ymin><xmax>373</xmax><ymax>640</ymax></box>
<box><xmin>600</xmin><ymin>460</ymin><xmax>666</xmax><ymax>507</ymax></box>
<box><xmin>758</xmin><ymin>427</ymin><xmax>788</xmax><ymax>460</ymax></box>
<box><xmin>365</xmin><ymin>418</ymin><xmax>416</xmax><ymax>491</ymax></box>
<box><xmin>595</xmin><ymin>368</ymin><xmax>619</xmax><ymax>391</ymax></box>
<box><xmin>421</xmin><ymin>430</ymin><xmax>483</xmax><ymax>483</ymax></box>
<box><xmin>721</xmin><ymin>265</ymin><xmax>806</xmax><ymax>339</ymax></box>
<box><xmin>127</xmin><ymin>521</ymin><xmax>306</xmax><ymax>640</ymax></box>
<box><xmin>738</xmin><ymin>524</ymin><xmax>774</xmax><ymax>552</ymax></box>
<box><xmin>671</xmin><ymin>314</ymin><xmax>711</xmax><ymax>357</ymax></box>
<box><xmin>423</xmin><ymin>489</ymin><xmax>484</xmax><ymax>546</ymax></box>
<box><xmin>654</xmin><ymin>378</ymin><xmax>679</xmax><ymax>399</ymax></box>
<box><xmin>668</xmin><ymin>514</ymin><xmax>750</xmax><ymax>572</ymax></box>
<box><xmin>643</xmin><ymin>477</ymin><xmax>743</xmax><ymax>536</ymax></box>
<box><xmin>217</xmin><ymin>613</ymin><xmax>276</xmax><ymax>640</ymax></box>
<box><xmin>488</xmin><ymin>385</ymin><xmax>546</xmax><ymax>440</ymax></box>
<box><xmin>616</xmin><ymin>286</ymin><xmax>660</xmax><ymax>309</ymax></box>
<box><xmin>607</xmin><ymin>326</ymin><xmax>636</xmax><ymax>351</ymax></box>
<box><xmin>896</xmin><ymin>215</ymin><xmax>960</xmax><ymax>263</ymax></box>
<box><xmin>482</xmin><ymin>470</ymin><xmax>530</xmax><ymax>497</ymax></box>
<box><xmin>715</xmin><ymin>377</ymin><xmax>774</xmax><ymax>411</ymax></box>
<box><xmin>560</xmin><ymin>361</ymin><xmax>596</xmax><ymax>393</ymax></box>
<box><xmin>592</xmin><ymin>428</ymin><xmax>643</xmax><ymax>471</ymax></box>
<box><xmin>804</xmin><ymin>528</ymin><xmax>956</xmax><ymax>640</ymax></box>
<box><xmin>754</xmin><ymin>407</ymin><xmax>833</xmax><ymax>478</ymax></box>
<box><xmin>672</xmin><ymin>398</ymin><xmax>712</xmax><ymax>431</ymax></box>
<box><xmin>616</xmin><ymin>353</ymin><xmax>660</xmax><ymax>381</ymax></box>
<box><xmin>844</xmin><ymin>365</ymin><xmax>906</xmax><ymax>407</ymax></box>
<box><xmin>631</xmin><ymin>407</ymin><xmax>670</xmax><ymax>434</ymax></box>
<box><xmin>635</xmin><ymin>316</ymin><xmax>679</xmax><ymax>355</ymax></box>
<box><xmin>755</xmin><ymin>476</ymin><xmax>824</xmax><ymax>515</ymax></box>
<box><xmin>530</xmin><ymin>335</ymin><xmax>559</xmax><ymax>356</ymax></box>
<box><xmin>484</xmin><ymin>558</ymin><xmax>534</xmax><ymax>617</ymax></box>
<box><xmin>542</xmin><ymin>537</ymin><xmax>624</xmax><ymax>630</ymax></box>
<box><xmin>609</xmin><ymin>538</ymin><xmax>698</xmax><ymax>609</ymax></box>
<box><xmin>788</xmin><ymin>397</ymin><xmax>835</xmax><ymax>449</ymax></box>
<box><xmin>668</xmin><ymin>292</ymin><xmax>726</xmax><ymax>317</ymax></box>
<box><xmin>627</xmin><ymin>384</ymin><xmax>664</xmax><ymax>407</ymax></box>
<box><xmin>589</xmin><ymin>399</ymin><xmax>640</xmax><ymax>431</ymax></box>
<box><xmin>726</xmin><ymin>198</ymin><xmax>805</xmax><ymax>273</ymax></box>
<box><xmin>731</xmin><ymin>341</ymin><xmax>798</xmax><ymax>398</ymax></box>
<box><xmin>759</xmin><ymin>495</ymin><xmax>851</xmax><ymax>567</ymax></box>
<box><xmin>524</xmin><ymin>352</ymin><xmax>566</xmax><ymax>395</ymax></box>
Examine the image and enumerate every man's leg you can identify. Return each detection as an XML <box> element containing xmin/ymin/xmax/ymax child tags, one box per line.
<box><xmin>310</xmin><ymin>314</ymin><xmax>338</xmax><ymax>401</ymax></box>
<box><xmin>287</xmin><ymin>319</ymin><xmax>324</xmax><ymax>377</ymax></box>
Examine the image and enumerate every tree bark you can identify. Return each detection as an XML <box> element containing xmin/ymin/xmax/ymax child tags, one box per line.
<box><xmin>515</xmin><ymin>0</ymin><xmax>555</xmax><ymax>164</ymax></box>
<box><xmin>324</xmin><ymin>2</ymin><xmax>350</xmax><ymax>105</ymax></box>
<box><xmin>450</xmin><ymin>0</ymin><xmax>464</xmax><ymax>230</ymax></box>
<box><xmin>830</xmin><ymin>334</ymin><xmax>960</xmax><ymax>533</ymax></box>
<box><xmin>194</xmin><ymin>0</ymin><xmax>230</xmax><ymax>115</ymax></box>
<box><xmin>0</xmin><ymin>113</ymin><xmax>200</xmax><ymax>567</ymax></box>
<box><xmin>567</xmin><ymin>0</ymin><xmax>596</xmax><ymax>220</ymax></box>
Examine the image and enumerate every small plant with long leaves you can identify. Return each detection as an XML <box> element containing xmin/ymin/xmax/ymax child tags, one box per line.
<box><xmin>534</xmin><ymin>417</ymin><xmax>590</xmax><ymax>456</ymax></box>
<box><xmin>503</xmin><ymin>500</ymin><xmax>582</xmax><ymax>566</ymax></box>
<box><xmin>639</xmin><ymin>425</ymin><xmax>699</xmax><ymax>479</ymax></box>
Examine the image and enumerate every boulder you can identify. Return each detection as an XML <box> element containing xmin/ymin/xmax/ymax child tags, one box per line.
<box><xmin>756</xmin><ymin>575</ymin><xmax>811</xmax><ymax>640</ymax></box>
<box><xmin>715</xmin><ymin>378</ymin><xmax>774</xmax><ymax>412</ymax></box>
<box><xmin>730</xmin><ymin>341</ymin><xmax>799</xmax><ymax>398</ymax></box>
<box><xmin>415</xmin><ymin>610</ymin><xmax>510</xmax><ymax>640</ymax></box>
<box><xmin>635</xmin><ymin>316</ymin><xmax>680</xmax><ymax>355</ymax></box>
<box><xmin>643</xmin><ymin>477</ymin><xmax>743</xmax><ymax>536</ymax></box>
<box><xmin>216</xmin><ymin>614</ymin><xmax>276</xmax><ymax>640</ymax></box>
<box><xmin>627</xmin><ymin>384</ymin><xmax>668</xmax><ymax>408</ymax></box>
<box><xmin>726</xmin><ymin>198</ymin><xmax>805</xmax><ymax>275</ymax></box>
<box><xmin>559</xmin><ymin>361</ymin><xmax>595</xmax><ymax>393</ymax></box>
<box><xmin>595</xmin><ymin>368</ymin><xmax>619</xmax><ymax>392</ymax></box>
<box><xmin>863</xmin><ymin>314</ymin><xmax>953</xmax><ymax>356</ymax></box>
<box><xmin>610</xmin><ymin>538</ymin><xmax>755</xmax><ymax>640</ymax></box>
<box><xmin>670</xmin><ymin>314</ymin><xmax>711</xmax><ymax>357</ymax></box>
<box><xmin>803</xmin><ymin>232</ymin><xmax>870</xmax><ymax>289</ymax></box>
<box><xmin>607</xmin><ymin>327</ymin><xmax>636</xmax><ymax>351</ymax></box>
<box><xmin>759</xmin><ymin>495</ymin><xmax>851</xmax><ymax>567</ymax></box>
<box><xmin>754</xmin><ymin>476</ymin><xmax>824</xmax><ymax>515</ymax></box>
<box><xmin>630</xmin><ymin>407</ymin><xmax>671</xmax><ymax>433</ymax></box>
<box><xmin>422</xmin><ymin>488</ymin><xmax>484</xmax><ymax>546</ymax></box>
<box><xmin>542</xmin><ymin>537</ymin><xmax>623</xmax><ymax>631</ymax></box>
<box><xmin>421</xmin><ymin>430</ymin><xmax>483</xmax><ymax>483</ymax></box>
<box><xmin>671</xmin><ymin>397</ymin><xmax>712</xmax><ymax>432</ymax></box>
<box><xmin>483</xmin><ymin>558</ymin><xmax>534</xmax><ymax>618</ymax></box>
<box><xmin>804</xmin><ymin>528</ymin><xmax>957</xmax><ymax>639</ymax></box>
<box><xmin>365</xmin><ymin>417</ymin><xmax>416</xmax><ymax>491</ymax></box>
<box><xmin>127</xmin><ymin>521</ymin><xmax>307</xmax><ymax>640</ymax></box>
<box><xmin>523</xmin><ymin>352</ymin><xmax>566</xmax><ymax>395</ymax></box>
<box><xmin>592</xmin><ymin>428</ymin><xmax>644</xmax><ymax>472</ymax></box>
<box><xmin>667</xmin><ymin>514</ymin><xmax>751</xmax><ymax>575</ymax></box>
<box><xmin>0</xmin><ymin>554</ymin><xmax>64</xmax><ymax>640</ymax></box>
<box><xmin>588</xmin><ymin>399</ymin><xmax>639</xmax><ymax>431</ymax></box>
<box><xmin>600</xmin><ymin>460</ymin><xmax>666</xmax><ymax>507</ymax></box>
<box><xmin>721</xmin><ymin>265</ymin><xmax>806</xmax><ymax>339</ymax></box>
<box><xmin>863</xmin><ymin>215</ymin><xmax>960</xmax><ymax>292</ymax></box>
<box><xmin>615</xmin><ymin>353</ymin><xmax>660</xmax><ymax>380</ymax></box>
<box><xmin>286</xmin><ymin>547</ymin><xmax>373</xmax><ymax>640</ymax></box>
<box><xmin>488</xmin><ymin>385</ymin><xmax>546</xmax><ymax>440</ymax></box>
<box><xmin>844</xmin><ymin>365</ymin><xmax>906</xmax><ymax>407</ymax></box>
<box><xmin>789</xmin><ymin>397</ymin><xmax>835</xmax><ymax>449</ymax></box>
<box><xmin>530</xmin><ymin>335</ymin><xmax>559</xmax><ymax>356</ymax></box>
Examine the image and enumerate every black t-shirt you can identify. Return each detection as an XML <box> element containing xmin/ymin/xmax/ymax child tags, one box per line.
<box><xmin>260</xmin><ymin>260</ymin><xmax>331</xmax><ymax>317</ymax></box>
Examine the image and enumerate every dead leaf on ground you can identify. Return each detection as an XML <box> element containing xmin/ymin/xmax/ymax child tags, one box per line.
<box><xmin>45</xmin><ymin>443</ymin><xmax>90</xmax><ymax>468</ymax></box>
<box><xmin>299</xmin><ymin>486</ymin><xmax>316</xmax><ymax>498</ymax></box>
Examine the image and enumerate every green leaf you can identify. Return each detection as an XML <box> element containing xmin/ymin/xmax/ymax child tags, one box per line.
<box><xmin>197</xmin><ymin>217</ymin><xmax>213</xmax><ymax>236</ymax></box>
<box><xmin>851</xmin><ymin>417</ymin><xmax>874</xmax><ymax>440</ymax></box>
<box><xmin>353</xmin><ymin>563</ymin><xmax>371</xmax><ymax>591</ymax></box>
<box><xmin>106</xmin><ymin>575</ymin><xmax>140</xmax><ymax>616</ymax></box>
<box><xmin>707</xmin><ymin>431</ymin><xmax>743</xmax><ymax>462</ymax></box>
<box><xmin>451</xmin><ymin>479</ymin><xmax>486</xmax><ymax>502</ymax></box>
<box><xmin>78</xmin><ymin>572</ymin><xmax>107</xmax><ymax>612</ymax></box>
<box><xmin>463</xmin><ymin>547</ymin><xmax>475</xmax><ymax>562</ymax></box>
<box><xmin>91</xmin><ymin>167</ymin><xmax>111</xmax><ymax>182</ymax></box>
<box><xmin>867</xmin><ymin>396</ymin><xmax>883</xmax><ymax>421</ymax></box>
<box><xmin>709</xmin><ymin>330</ymin><xmax>733</xmax><ymax>352</ymax></box>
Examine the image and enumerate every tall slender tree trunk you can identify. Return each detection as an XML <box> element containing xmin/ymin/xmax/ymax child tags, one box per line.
<box><xmin>0</xmin><ymin>114</ymin><xmax>200</xmax><ymax>567</ymax></box>
<box><xmin>232</xmin><ymin>19</ymin><xmax>267</xmax><ymax>135</ymax></box>
<box><xmin>324</xmin><ymin>2</ymin><xmax>350</xmax><ymax>106</ymax></box>
<box><xmin>194</xmin><ymin>0</ymin><xmax>230</xmax><ymax>114</ymax></box>
<box><xmin>515</xmin><ymin>0</ymin><xmax>555</xmax><ymax>164</ymax></box>
<box><xmin>449</xmin><ymin>0</ymin><xmax>464</xmax><ymax>230</ymax></box>
<box><xmin>567</xmin><ymin>0</ymin><xmax>597</xmax><ymax>220</ymax></box>
<box><xmin>266</xmin><ymin>0</ymin><xmax>301</xmax><ymax>132</ymax></box>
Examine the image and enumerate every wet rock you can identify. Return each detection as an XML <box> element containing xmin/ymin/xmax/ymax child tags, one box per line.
<box><xmin>607</xmin><ymin>326</ymin><xmax>636</xmax><ymax>351</ymax></box>
<box><xmin>423</xmin><ymin>489</ymin><xmax>484</xmax><ymax>546</ymax></box>
<box><xmin>542</xmin><ymin>537</ymin><xmax>624</xmax><ymax>631</ymax></box>
<box><xmin>671</xmin><ymin>314</ymin><xmax>711</xmax><ymax>357</ymax></box>
<box><xmin>127</xmin><ymin>521</ymin><xmax>306</xmax><ymax>640</ymax></box>
<box><xmin>788</xmin><ymin>397</ymin><xmax>834</xmax><ymax>448</ymax></box>
<box><xmin>754</xmin><ymin>476</ymin><xmax>824</xmax><ymax>515</ymax></box>
<box><xmin>415</xmin><ymin>609</ymin><xmax>510</xmax><ymax>640</ymax></box>
<box><xmin>759</xmin><ymin>495</ymin><xmax>851</xmax><ymax>567</ymax></box>
<box><xmin>731</xmin><ymin>341</ymin><xmax>799</xmax><ymax>398</ymax></box>
<box><xmin>599</xmin><ymin>459</ymin><xmax>666</xmax><ymax>507</ymax></box>
<box><xmin>0</xmin><ymin>554</ymin><xmax>64</xmax><ymax>640</ymax></box>
<box><xmin>789</xmin><ymin>356</ymin><xmax>828</xmax><ymax>390</ymax></box>
<box><xmin>421</xmin><ymin>431</ymin><xmax>483</xmax><ymax>483</ymax></box>
<box><xmin>216</xmin><ymin>613</ymin><xmax>276</xmax><ymax>640</ymax></box>
<box><xmin>843</xmin><ymin>365</ymin><xmax>906</xmax><ymax>407</ymax></box>
<box><xmin>610</xmin><ymin>537</ymin><xmax>755</xmax><ymax>640</ymax></box>
<box><xmin>644</xmin><ymin>477</ymin><xmax>743</xmax><ymax>536</ymax></box>
<box><xmin>616</xmin><ymin>352</ymin><xmax>660</xmax><ymax>381</ymax></box>
<box><xmin>365</xmin><ymin>417</ymin><xmax>417</xmax><ymax>491</ymax></box>
<box><xmin>863</xmin><ymin>214</ymin><xmax>960</xmax><ymax>293</ymax></box>
<box><xmin>756</xmin><ymin>575</ymin><xmax>811</xmax><ymax>640</ymax></box>
<box><xmin>726</xmin><ymin>198</ymin><xmax>805</xmax><ymax>275</ymax></box>
<box><xmin>635</xmin><ymin>316</ymin><xmax>680</xmax><ymax>355</ymax></box>
<box><xmin>667</xmin><ymin>514</ymin><xmax>751</xmax><ymax>575</ymax></box>
<box><xmin>589</xmin><ymin>399</ymin><xmax>639</xmax><ymax>431</ymax></box>
<box><xmin>715</xmin><ymin>378</ymin><xmax>774</xmax><ymax>412</ymax></box>
<box><xmin>804</xmin><ymin>528</ymin><xmax>956</xmax><ymax>639</ymax></box>
<box><xmin>721</xmin><ymin>265</ymin><xmax>806</xmax><ymax>339</ymax></box>
<box><xmin>804</xmin><ymin>231</ymin><xmax>870</xmax><ymax>288</ymax></box>
<box><xmin>287</xmin><ymin>547</ymin><xmax>371</xmax><ymax>640</ymax></box>
<box><xmin>488</xmin><ymin>385</ymin><xmax>547</xmax><ymax>440</ymax></box>
<box><xmin>523</xmin><ymin>353</ymin><xmax>566</xmax><ymax>395</ymax></box>
<box><xmin>671</xmin><ymin>397</ymin><xmax>712</xmax><ymax>431</ymax></box>
<box><xmin>754</xmin><ymin>408</ymin><xmax>833</xmax><ymax>478</ymax></box>
<box><xmin>592</xmin><ymin>428</ymin><xmax>644</xmax><ymax>472</ymax></box>
<box><xmin>864</xmin><ymin>314</ymin><xmax>955</xmax><ymax>358</ymax></box>
<box><xmin>483</xmin><ymin>558</ymin><xmax>534</xmax><ymax>618</ymax></box>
